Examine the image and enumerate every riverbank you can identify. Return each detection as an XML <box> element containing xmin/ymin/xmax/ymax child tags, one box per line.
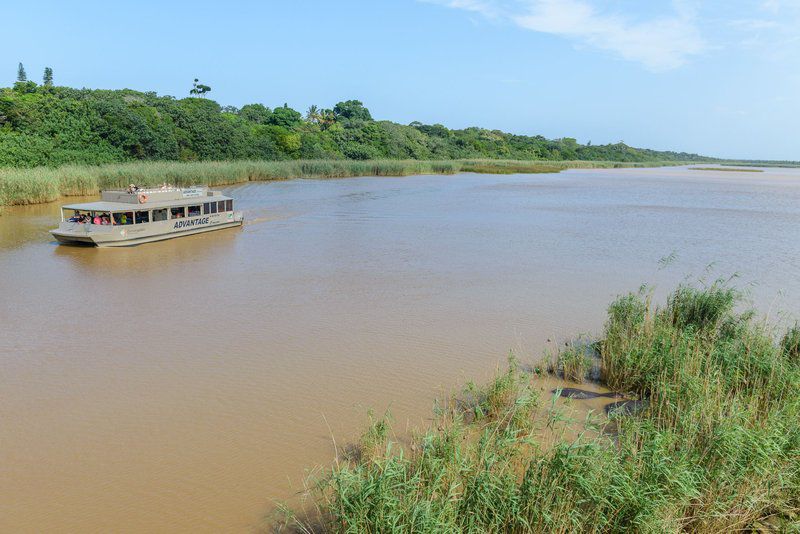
<box><xmin>281</xmin><ymin>281</ymin><xmax>800</xmax><ymax>532</ymax></box>
<box><xmin>692</xmin><ymin>166</ymin><xmax>764</xmax><ymax>172</ymax></box>
<box><xmin>0</xmin><ymin>158</ymin><xmax>693</xmax><ymax>207</ymax></box>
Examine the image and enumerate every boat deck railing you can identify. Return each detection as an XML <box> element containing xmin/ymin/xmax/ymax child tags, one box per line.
<box><xmin>106</xmin><ymin>185</ymin><xmax>193</xmax><ymax>194</ymax></box>
<box><xmin>57</xmin><ymin>221</ymin><xmax>115</xmax><ymax>234</ymax></box>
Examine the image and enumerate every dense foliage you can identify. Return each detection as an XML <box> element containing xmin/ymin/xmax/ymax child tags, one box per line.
<box><xmin>0</xmin><ymin>83</ymin><xmax>710</xmax><ymax>168</ymax></box>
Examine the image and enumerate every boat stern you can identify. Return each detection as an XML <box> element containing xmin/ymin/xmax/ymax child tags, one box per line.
<box><xmin>50</xmin><ymin>230</ymin><xmax>96</xmax><ymax>245</ymax></box>
<box><xmin>50</xmin><ymin>222</ymin><xmax>114</xmax><ymax>246</ymax></box>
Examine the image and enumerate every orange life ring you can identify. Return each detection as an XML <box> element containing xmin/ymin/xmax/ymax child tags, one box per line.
<box><xmin>138</xmin><ymin>193</ymin><xmax>148</xmax><ymax>204</ymax></box>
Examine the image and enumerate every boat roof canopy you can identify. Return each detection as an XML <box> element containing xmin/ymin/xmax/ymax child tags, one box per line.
<box><xmin>62</xmin><ymin>194</ymin><xmax>232</xmax><ymax>212</ymax></box>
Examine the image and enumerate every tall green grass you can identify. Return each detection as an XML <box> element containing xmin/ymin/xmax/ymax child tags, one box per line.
<box><xmin>0</xmin><ymin>158</ymin><xmax>688</xmax><ymax>207</ymax></box>
<box><xmin>280</xmin><ymin>281</ymin><xmax>800</xmax><ymax>532</ymax></box>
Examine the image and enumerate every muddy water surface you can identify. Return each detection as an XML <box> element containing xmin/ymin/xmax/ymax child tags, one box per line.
<box><xmin>2</xmin><ymin>166</ymin><xmax>800</xmax><ymax>532</ymax></box>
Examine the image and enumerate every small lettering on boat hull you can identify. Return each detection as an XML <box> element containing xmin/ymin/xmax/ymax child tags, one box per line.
<box><xmin>174</xmin><ymin>217</ymin><xmax>210</xmax><ymax>229</ymax></box>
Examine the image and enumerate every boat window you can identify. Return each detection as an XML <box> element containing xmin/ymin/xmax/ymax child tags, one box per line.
<box><xmin>66</xmin><ymin>210</ymin><xmax>93</xmax><ymax>223</ymax></box>
<box><xmin>203</xmin><ymin>202</ymin><xmax>211</xmax><ymax>214</ymax></box>
<box><xmin>135</xmin><ymin>211</ymin><xmax>150</xmax><ymax>224</ymax></box>
<box><xmin>171</xmin><ymin>207</ymin><xmax>186</xmax><ymax>219</ymax></box>
<box><xmin>188</xmin><ymin>205</ymin><xmax>202</xmax><ymax>217</ymax></box>
<box><xmin>226</xmin><ymin>200</ymin><xmax>233</xmax><ymax>211</ymax></box>
<box><xmin>217</xmin><ymin>200</ymin><xmax>226</xmax><ymax>212</ymax></box>
<box><xmin>152</xmin><ymin>208</ymin><xmax>168</xmax><ymax>222</ymax></box>
<box><xmin>113</xmin><ymin>212</ymin><xmax>134</xmax><ymax>225</ymax></box>
<box><xmin>209</xmin><ymin>202</ymin><xmax>217</xmax><ymax>214</ymax></box>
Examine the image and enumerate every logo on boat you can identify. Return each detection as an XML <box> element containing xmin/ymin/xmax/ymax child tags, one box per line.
<box><xmin>181</xmin><ymin>188</ymin><xmax>205</xmax><ymax>198</ymax></box>
<box><xmin>174</xmin><ymin>217</ymin><xmax>210</xmax><ymax>229</ymax></box>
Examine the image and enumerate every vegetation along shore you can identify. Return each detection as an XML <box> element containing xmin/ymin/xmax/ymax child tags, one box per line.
<box><xmin>0</xmin><ymin>159</ymin><xmax>695</xmax><ymax>207</ymax></box>
<box><xmin>0</xmin><ymin>79</ymin><xmax>709</xmax><ymax>168</ymax></box>
<box><xmin>279</xmin><ymin>281</ymin><xmax>800</xmax><ymax>532</ymax></box>
<box><xmin>0</xmin><ymin>76</ymin><xmax>718</xmax><ymax>206</ymax></box>
<box><xmin>691</xmin><ymin>167</ymin><xmax>765</xmax><ymax>172</ymax></box>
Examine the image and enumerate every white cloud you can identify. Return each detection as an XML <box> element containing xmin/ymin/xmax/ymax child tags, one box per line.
<box><xmin>513</xmin><ymin>1</ymin><xmax>706</xmax><ymax>70</ymax></box>
<box><xmin>728</xmin><ymin>18</ymin><xmax>780</xmax><ymax>30</ymax></box>
<box><xmin>425</xmin><ymin>0</ymin><xmax>708</xmax><ymax>71</ymax></box>
<box><xmin>424</xmin><ymin>0</ymin><xmax>501</xmax><ymax>18</ymax></box>
<box><xmin>724</xmin><ymin>1</ymin><xmax>800</xmax><ymax>59</ymax></box>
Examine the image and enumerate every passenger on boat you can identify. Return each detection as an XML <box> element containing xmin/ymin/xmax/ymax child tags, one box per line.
<box><xmin>93</xmin><ymin>214</ymin><xmax>101</xmax><ymax>225</ymax></box>
<box><xmin>126</xmin><ymin>184</ymin><xmax>140</xmax><ymax>194</ymax></box>
<box><xmin>68</xmin><ymin>211</ymin><xmax>80</xmax><ymax>222</ymax></box>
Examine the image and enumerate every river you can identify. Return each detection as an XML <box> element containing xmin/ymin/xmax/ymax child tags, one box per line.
<box><xmin>1</xmin><ymin>165</ymin><xmax>799</xmax><ymax>532</ymax></box>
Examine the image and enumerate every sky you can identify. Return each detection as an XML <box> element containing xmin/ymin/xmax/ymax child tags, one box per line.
<box><xmin>2</xmin><ymin>0</ymin><xmax>799</xmax><ymax>160</ymax></box>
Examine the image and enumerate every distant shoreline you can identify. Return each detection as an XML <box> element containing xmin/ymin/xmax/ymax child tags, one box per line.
<box><xmin>691</xmin><ymin>166</ymin><xmax>764</xmax><ymax>172</ymax></box>
<box><xmin>0</xmin><ymin>158</ymin><xmax>698</xmax><ymax>207</ymax></box>
<box><xmin>721</xmin><ymin>162</ymin><xmax>800</xmax><ymax>169</ymax></box>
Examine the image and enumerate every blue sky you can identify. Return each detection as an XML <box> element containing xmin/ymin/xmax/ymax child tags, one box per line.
<box><xmin>3</xmin><ymin>0</ymin><xmax>799</xmax><ymax>160</ymax></box>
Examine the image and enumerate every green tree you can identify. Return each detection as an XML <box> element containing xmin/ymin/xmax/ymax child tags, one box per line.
<box><xmin>239</xmin><ymin>103</ymin><xmax>272</xmax><ymax>124</ymax></box>
<box><xmin>189</xmin><ymin>78</ymin><xmax>211</xmax><ymax>98</ymax></box>
<box><xmin>43</xmin><ymin>67</ymin><xmax>53</xmax><ymax>86</ymax></box>
<box><xmin>276</xmin><ymin>131</ymin><xmax>301</xmax><ymax>155</ymax></box>
<box><xmin>333</xmin><ymin>100</ymin><xmax>372</xmax><ymax>122</ymax></box>
<box><xmin>16</xmin><ymin>63</ymin><xmax>26</xmax><ymax>82</ymax></box>
<box><xmin>267</xmin><ymin>104</ymin><xmax>302</xmax><ymax>128</ymax></box>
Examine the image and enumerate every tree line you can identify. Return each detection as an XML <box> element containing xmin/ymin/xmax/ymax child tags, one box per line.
<box><xmin>0</xmin><ymin>70</ymin><xmax>710</xmax><ymax>168</ymax></box>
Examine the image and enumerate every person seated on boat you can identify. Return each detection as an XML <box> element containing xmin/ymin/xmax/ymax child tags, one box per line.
<box><xmin>68</xmin><ymin>211</ymin><xmax>80</xmax><ymax>222</ymax></box>
<box><xmin>120</xmin><ymin>213</ymin><xmax>128</xmax><ymax>225</ymax></box>
<box><xmin>93</xmin><ymin>214</ymin><xmax>101</xmax><ymax>225</ymax></box>
<box><xmin>101</xmin><ymin>213</ymin><xmax>110</xmax><ymax>225</ymax></box>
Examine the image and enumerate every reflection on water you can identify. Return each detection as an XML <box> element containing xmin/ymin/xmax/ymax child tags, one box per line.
<box><xmin>0</xmin><ymin>198</ymin><xmax>86</xmax><ymax>250</ymax></box>
<box><xmin>2</xmin><ymin>166</ymin><xmax>800</xmax><ymax>532</ymax></box>
<box><xmin>52</xmin><ymin>226</ymin><xmax>240</xmax><ymax>273</ymax></box>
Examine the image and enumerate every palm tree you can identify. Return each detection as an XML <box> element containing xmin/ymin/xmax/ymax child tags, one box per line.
<box><xmin>319</xmin><ymin>108</ymin><xmax>336</xmax><ymax>129</ymax></box>
<box><xmin>306</xmin><ymin>104</ymin><xmax>320</xmax><ymax>123</ymax></box>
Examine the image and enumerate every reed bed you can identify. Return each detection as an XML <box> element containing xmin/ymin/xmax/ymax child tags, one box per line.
<box><xmin>691</xmin><ymin>167</ymin><xmax>764</xmax><ymax>172</ymax></box>
<box><xmin>280</xmin><ymin>281</ymin><xmax>800</xmax><ymax>533</ymax></box>
<box><xmin>0</xmin><ymin>159</ymin><xmax>685</xmax><ymax>207</ymax></box>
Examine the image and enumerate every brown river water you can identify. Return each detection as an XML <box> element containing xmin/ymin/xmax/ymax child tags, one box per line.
<box><xmin>2</xmin><ymin>165</ymin><xmax>800</xmax><ymax>532</ymax></box>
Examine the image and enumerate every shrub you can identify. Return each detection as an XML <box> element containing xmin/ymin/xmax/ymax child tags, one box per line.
<box><xmin>781</xmin><ymin>323</ymin><xmax>800</xmax><ymax>362</ymax></box>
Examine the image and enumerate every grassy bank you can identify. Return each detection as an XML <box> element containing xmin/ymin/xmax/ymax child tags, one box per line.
<box><xmin>691</xmin><ymin>166</ymin><xmax>764</xmax><ymax>172</ymax></box>
<box><xmin>0</xmin><ymin>159</ymin><xmax>688</xmax><ymax>207</ymax></box>
<box><xmin>281</xmin><ymin>281</ymin><xmax>800</xmax><ymax>532</ymax></box>
<box><xmin>722</xmin><ymin>162</ymin><xmax>800</xmax><ymax>169</ymax></box>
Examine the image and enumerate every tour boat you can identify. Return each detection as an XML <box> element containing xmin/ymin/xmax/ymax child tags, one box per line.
<box><xmin>50</xmin><ymin>185</ymin><xmax>244</xmax><ymax>247</ymax></box>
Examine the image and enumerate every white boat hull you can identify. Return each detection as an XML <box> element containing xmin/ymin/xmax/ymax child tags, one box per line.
<box><xmin>51</xmin><ymin>212</ymin><xmax>244</xmax><ymax>247</ymax></box>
